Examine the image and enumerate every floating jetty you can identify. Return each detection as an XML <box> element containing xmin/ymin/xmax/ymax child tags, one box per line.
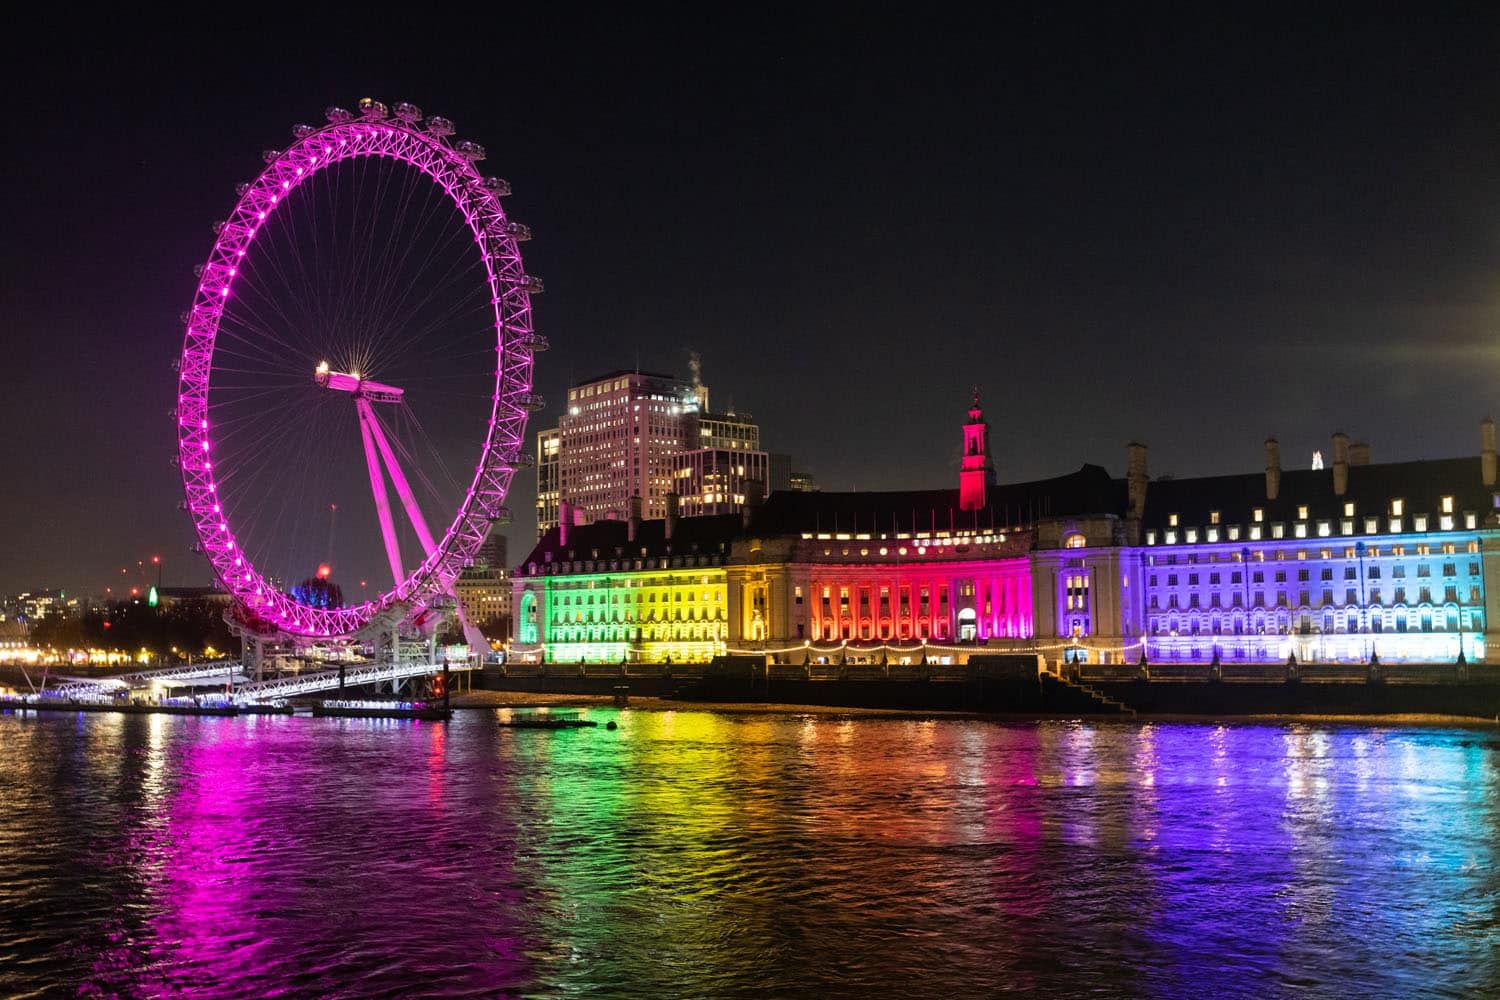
<box><xmin>0</xmin><ymin>698</ymin><xmax>238</xmax><ymax>717</ymax></box>
<box><xmin>240</xmin><ymin>703</ymin><xmax>294</xmax><ymax>716</ymax></box>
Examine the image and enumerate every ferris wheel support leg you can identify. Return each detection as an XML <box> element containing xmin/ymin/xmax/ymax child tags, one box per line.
<box><xmin>362</xmin><ymin>404</ymin><xmax>440</xmax><ymax>555</ymax></box>
<box><xmin>362</xmin><ymin>407</ymin><xmax>490</xmax><ymax>661</ymax></box>
<box><xmin>357</xmin><ymin>398</ymin><xmax>405</xmax><ymax>588</ymax></box>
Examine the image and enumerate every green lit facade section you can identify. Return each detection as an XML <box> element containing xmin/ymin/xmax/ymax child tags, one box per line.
<box><xmin>529</xmin><ymin>567</ymin><xmax>728</xmax><ymax>663</ymax></box>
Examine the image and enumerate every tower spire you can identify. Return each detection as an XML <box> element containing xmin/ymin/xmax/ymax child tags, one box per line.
<box><xmin>959</xmin><ymin>388</ymin><xmax>995</xmax><ymax>511</ymax></box>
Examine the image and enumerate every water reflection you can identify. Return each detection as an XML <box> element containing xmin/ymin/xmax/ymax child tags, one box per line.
<box><xmin>1</xmin><ymin>710</ymin><xmax>1499</xmax><ymax>998</ymax></box>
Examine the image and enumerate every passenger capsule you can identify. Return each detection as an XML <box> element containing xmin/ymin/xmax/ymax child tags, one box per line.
<box><xmin>480</xmin><ymin>176</ymin><xmax>512</xmax><ymax>196</ymax></box>
<box><xmin>425</xmin><ymin>116</ymin><xmax>455</xmax><ymax>137</ymax></box>
<box><xmin>262</xmin><ymin>148</ymin><xmax>281</xmax><ymax>164</ymax></box>
<box><xmin>235</xmin><ymin>181</ymin><xmax>250</xmax><ymax>196</ymax></box>
<box><xmin>325</xmin><ymin>106</ymin><xmax>354</xmax><ymax>124</ymax></box>
<box><xmin>455</xmin><ymin>140</ymin><xmax>486</xmax><ymax>161</ymax></box>
<box><xmin>292</xmin><ymin>123</ymin><xmax>317</xmax><ymax>139</ymax></box>
<box><xmin>393</xmin><ymin>101</ymin><xmax>423</xmax><ymax>122</ymax></box>
<box><xmin>358</xmin><ymin>97</ymin><xmax>388</xmax><ymax>119</ymax></box>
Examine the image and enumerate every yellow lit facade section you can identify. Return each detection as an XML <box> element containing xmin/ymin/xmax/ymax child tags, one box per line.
<box><xmin>516</xmin><ymin>567</ymin><xmax>729</xmax><ymax>663</ymax></box>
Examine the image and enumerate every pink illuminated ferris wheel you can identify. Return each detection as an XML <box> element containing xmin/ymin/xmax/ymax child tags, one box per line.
<box><xmin>175</xmin><ymin>99</ymin><xmax>546</xmax><ymax>640</ymax></box>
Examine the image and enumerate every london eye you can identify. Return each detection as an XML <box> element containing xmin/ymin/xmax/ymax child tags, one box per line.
<box><xmin>174</xmin><ymin>99</ymin><xmax>545</xmax><ymax>651</ymax></box>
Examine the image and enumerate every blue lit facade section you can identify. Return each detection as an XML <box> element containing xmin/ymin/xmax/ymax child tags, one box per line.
<box><xmin>1137</xmin><ymin>521</ymin><xmax>1494</xmax><ymax>664</ymax></box>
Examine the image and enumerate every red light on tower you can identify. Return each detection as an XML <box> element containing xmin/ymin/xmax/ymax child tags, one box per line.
<box><xmin>151</xmin><ymin>555</ymin><xmax>160</xmax><ymax>565</ymax></box>
<box><xmin>317</xmin><ymin>563</ymin><xmax>332</xmax><ymax>579</ymax></box>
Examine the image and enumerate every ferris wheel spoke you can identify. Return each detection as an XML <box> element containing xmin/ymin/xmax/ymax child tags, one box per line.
<box><xmin>211</xmin><ymin>335</ymin><xmax>306</xmax><ymax>377</ymax></box>
<box><xmin>360</xmin><ymin>206</ymin><xmax>477</xmax><ymax>364</ymax></box>
<box><xmin>220</xmin><ymin>279</ymin><xmax>320</xmax><ymax>365</ymax></box>
<box><xmin>369</xmin><ymin>271</ymin><xmax>491</xmax><ymax>374</ymax></box>
<box><xmin>233</xmin><ymin>401</ymin><xmax>345</xmax><ymax>583</ymax></box>
<box><xmin>237</xmin><ymin>213</ymin><xmax>322</xmax><ymax>338</ymax></box>
<box><xmin>356</xmin><ymin>163</ymin><xmax>432</xmax><ymax>330</ymax></box>
<box><xmin>383</xmin><ymin>408</ymin><xmax>448</xmax><ymax>512</ymax></box>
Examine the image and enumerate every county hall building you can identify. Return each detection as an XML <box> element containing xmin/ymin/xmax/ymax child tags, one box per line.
<box><xmin>511</xmin><ymin>395</ymin><xmax>1500</xmax><ymax>667</ymax></box>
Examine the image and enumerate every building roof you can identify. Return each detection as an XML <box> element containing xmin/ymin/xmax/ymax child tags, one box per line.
<box><xmin>745</xmin><ymin>464</ymin><xmax>1122</xmax><ymax>535</ymax></box>
<box><xmin>573</xmin><ymin>369</ymin><xmax>684</xmax><ymax>388</ymax></box>
<box><xmin>1139</xmin><ymin>456</ymin><xmax>1493</xmax><ymax>530</ymax></box>
<box><xmin>517</xmin><ymin>513</ymin><xmax>744</xmax><ymax>572</ymax></box>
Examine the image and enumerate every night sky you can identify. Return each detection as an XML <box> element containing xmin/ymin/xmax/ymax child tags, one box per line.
<box><xmin>4</xmin><ymin>10</ymin><xmax>1500</xmax><ymax>596</ymax></box>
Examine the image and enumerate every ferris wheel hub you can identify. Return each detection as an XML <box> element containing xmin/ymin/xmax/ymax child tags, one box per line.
<box><xmin>314</xmin><ymin>363</ymin><xmax>404</xmax><ymax>403</ymax></box>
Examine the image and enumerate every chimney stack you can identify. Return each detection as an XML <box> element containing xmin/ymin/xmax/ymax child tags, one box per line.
<box><xmin>1483</xmin><ymin>417</ymin><xmax>1497</xmax><ymax>488</ymax></box>
<box><xmin>1349</xmin><ymin>442</ymin><xmax>1370</xmax><ymax>466</ymax></box>
<box><xmin>1265</xmin><ymin>438</ymin><xmax>1281</xmax><ymax>501</ymax></box>
<box><xmin>1126</xmin><ymin>442</ymin><xmax>1149</xmax><ymax>519</ymax></box>
<box><xmin>665</xmin><ymin>490</ymin><xmax>679</xmax><ymax>540</ymax></box>
<box><xmin>627</xmin><ymin>493</ymin><xmax>642</xmax><ymax>543</ymax></box>
<box><xmin>1331</xmin><ymin>431</ymin><xmax>1350</xmax><ymax>496</ymax></box>
<box><xmin>741</xmin><ymin>479</ymin><xmax>765</xmax><ymax>530</ymax></box>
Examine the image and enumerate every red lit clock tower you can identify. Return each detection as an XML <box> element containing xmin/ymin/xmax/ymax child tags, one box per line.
<box><xmin>959</xmin><ymin>387</ymin><xmax>995</xmax><ymax>511</ymax></box>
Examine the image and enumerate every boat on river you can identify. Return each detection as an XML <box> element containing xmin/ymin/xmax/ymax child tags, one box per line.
<box><xmin>312</xmin><ymin>699</ymin><xmax>451</xmax><ymax>720</ymax></box>
<box><xmin>496</xmin><ymin>710</ymin><xmax>597</xmax><ymax>729</ymax></box>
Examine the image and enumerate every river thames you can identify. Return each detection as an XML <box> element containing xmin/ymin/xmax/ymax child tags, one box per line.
<box><xmin>1</xmin><ymin>709</ymin><xmax>1497</xmax><ymax>999</ymax></box>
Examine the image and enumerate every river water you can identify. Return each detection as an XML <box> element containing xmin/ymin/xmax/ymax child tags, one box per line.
<box><xmin>1</xmin><ymin>708</ymin><xmax>1497</xmax><ymax>999</ymax></box>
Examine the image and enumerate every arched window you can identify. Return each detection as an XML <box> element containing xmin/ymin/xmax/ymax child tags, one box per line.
<box><xmin>517</xmin><ymin>591</ymin><xmax>539</xmax><ymax>644</ymax></box>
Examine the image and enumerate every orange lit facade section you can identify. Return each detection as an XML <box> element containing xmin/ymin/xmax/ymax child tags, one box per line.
<box><xmin>727</xmin><ymin>531</ymin><xmax>1034</xmax><ymax>650</ymax></box>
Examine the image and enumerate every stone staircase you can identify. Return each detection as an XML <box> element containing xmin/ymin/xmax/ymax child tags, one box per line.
<box><xmin>1042</xmin><ymin>670</ymin><xmax>1137</xmax><ymax>716</ymax></box>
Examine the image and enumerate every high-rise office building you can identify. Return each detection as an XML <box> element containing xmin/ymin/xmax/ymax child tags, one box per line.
<box><xmin>535</xmin><ymin>428</ymin><xmax>561</xmax><ymax>538</ymax></box>
<box><xmin>534</xmin><ymin>369</ymin><xmax>777</xmax><ymax>534</ymax></box>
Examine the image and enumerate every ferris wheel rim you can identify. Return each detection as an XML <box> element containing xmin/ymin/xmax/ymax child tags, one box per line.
<box><xmin>174</xmin><ymin>108</ymin><xmax>536</xmax><ymax>639</ymax></box>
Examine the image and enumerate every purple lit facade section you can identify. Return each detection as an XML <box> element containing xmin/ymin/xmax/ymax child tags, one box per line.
<box><xmin>1137</xmin><ymin>526</ymin><xmax>1493</xmax><ymax>665</ymax></box>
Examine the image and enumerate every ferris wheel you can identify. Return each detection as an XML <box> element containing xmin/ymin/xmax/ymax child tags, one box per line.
<box><xmin>174</xmin><ymin>99</ymin><xmax>545</xmax><ymax>642</ymax></box>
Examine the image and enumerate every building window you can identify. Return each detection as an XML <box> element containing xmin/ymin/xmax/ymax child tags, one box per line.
<box><xmin>1441</xmin><ymin>495</ymin><xmax>1454</xmax><ymax>514</ymax></box>
<box><xmin>1064</xmin><ymin>533</ymin><xmax>1086</xmax><ymax>549</ymax></box>
<box><xmin>1391</xmin><ymin>498</ymin><xmax>1405</xmax><ymax>516</ymax></box>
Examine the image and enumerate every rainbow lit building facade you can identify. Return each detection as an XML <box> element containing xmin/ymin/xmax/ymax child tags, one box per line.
<box><xmin>513</xmin><ymin>400</ymin><xmax>1500</xmax><ymax>667</ymax></box>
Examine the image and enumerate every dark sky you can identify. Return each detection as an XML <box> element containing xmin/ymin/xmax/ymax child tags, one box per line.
<box><xmin>4</xmin><ymin>9</ymin><xmax>1500</xmax><ymax>596</ymax></box>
